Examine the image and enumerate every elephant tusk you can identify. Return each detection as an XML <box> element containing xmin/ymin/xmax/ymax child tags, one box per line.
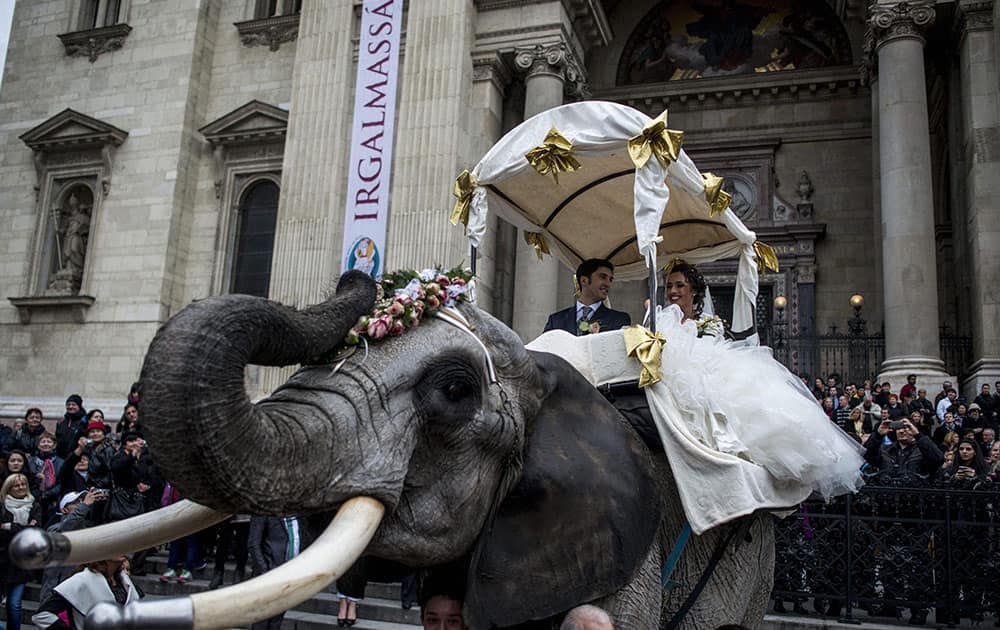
<box><xmin>83</xmin><ymin>497</ymin><xmax>386</xmax><ymax>630</ymax></box>
<box><xmin>11</xmin><ymin>500</ymin><xmax>230</xmax><ymax>569</ymax></box>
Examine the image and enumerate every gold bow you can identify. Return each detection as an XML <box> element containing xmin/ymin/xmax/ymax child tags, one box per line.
<box><xmin>624</xmin><ymin>325</ymin><xmax>666</xmax><ymax>388</ymax></box>
<box><xmin>627</xmin><ymin>111</ymin><xmax>685</xmax><ymax>169</ymax></box>
<box><xmin>703</xmin><ymin>172</ymin><xmax>732</xmax><ymax>216</ymax></box>
<box><xmin>523</xmin><ymin>231</ymin><xmax>550</xmax><ymax>261</ymax></box>
<box><xmin>752</xmin><ymin>241</ymin><xmax>780</xmax><ymax>273</ymax></box>
<box><xmin>450</xmin><ymin>169</ymin><xmax>477</xmax><ymax>226</ymax></box>
<box><xmin>524</xmin><ymin>127</ymin><xmax>580</xmax><ymax>184</ymax></box>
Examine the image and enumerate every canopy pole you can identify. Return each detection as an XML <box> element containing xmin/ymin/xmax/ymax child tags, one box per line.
<box><xmin>648</xmin><ymin>265</ymin><xmax>657</xmax><ymax>333</ymax></box>
<box><xmin>470</xmin><ymin>245</ymin><xmax>477</xmax><ymax>276</ymax></box>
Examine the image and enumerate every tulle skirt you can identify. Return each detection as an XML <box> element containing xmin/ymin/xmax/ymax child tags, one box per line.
<box><xmin>650</xmin><ymin>305</ymin><xmax>865</xmax><ymax>499</ymax></box>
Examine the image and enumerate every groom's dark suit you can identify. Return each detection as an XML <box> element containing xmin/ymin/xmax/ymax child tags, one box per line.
<box><xmin>543</xmin><ymin>303</ymin><xmax>632</xmax><ymax>335</ymax></box>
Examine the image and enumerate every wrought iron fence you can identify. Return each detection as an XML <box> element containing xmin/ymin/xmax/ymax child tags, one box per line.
<box><xmin>765</xmin><ymin>332</ymin><xmax>972</xmax><ymax>385</ymax></box>
<box><xmin>773</xmin><ymin>484</ymin><xmax>1000</xmax><ymax>625</ymax></box>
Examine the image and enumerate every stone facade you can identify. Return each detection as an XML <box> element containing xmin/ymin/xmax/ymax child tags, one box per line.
<box><xmin>0</xmin><ymin>0</ymin><xmax>996</xmax><ymax>419</ymax></box>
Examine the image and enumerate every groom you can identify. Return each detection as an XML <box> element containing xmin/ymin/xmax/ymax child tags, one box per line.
<box><xmin>543</xmin><ymin>258</ymin><xmax>631</xmax><ymax>335</ymax></box>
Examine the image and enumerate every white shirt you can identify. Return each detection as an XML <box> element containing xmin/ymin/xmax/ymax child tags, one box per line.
<box><xmin>576</xmin><ymin>300</ymin><xmax>599</xmax><ymax>322</ymax></box>
<box><xmin>937</xmin><ymin>396</ymin><xmax>956</xmax><ymax>421</ymax></box>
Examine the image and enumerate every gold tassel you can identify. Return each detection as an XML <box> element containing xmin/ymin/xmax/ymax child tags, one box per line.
<box><xmin>572</xmin><ymin>273</ymin><xmax>581</xmax><ymax>296</ymax></box>
<box><xmin>450</xmin><ymin>169</ymin><xmax>477</xmax><ymax>226</ymax></box>
<box><xmin>623</xmin><ymin>325</ymin><xmax>666</xmax><ymax>387</ymax></box>
<box><xmin>703</xmin><ymin>172</ymin><xmax>732</xmax><ymax>216</ymax></box>
<box><xmin>523</xmin><ymin>231</ymin><xmax>550</xmax><ymax>261</ymax></box>
<box><xmin>627</xmin><ymin>111</ymin><xmax>685</xmax><ymax>169</ymax></box>
<box><xmin>752</xmin><ymin>241</ymin><xmax>780</xmax><ymax>273</ymax></box>
<box><xmin>524</xmin><ymin>127</ymin><xmax>581</xmax><ymax>184</ymax></box>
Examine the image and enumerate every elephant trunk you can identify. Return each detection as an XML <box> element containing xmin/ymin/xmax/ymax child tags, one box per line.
<box><xmin>140</xmin><ymin>271</ymin><xmax>378</xmax><ymax>515</ymax></box>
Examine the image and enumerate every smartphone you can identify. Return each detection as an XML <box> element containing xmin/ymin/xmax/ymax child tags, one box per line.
<box><xmin>889</xmin><ymin>420</ymin><xmax>905</xmax><ymax>430</ymax></box>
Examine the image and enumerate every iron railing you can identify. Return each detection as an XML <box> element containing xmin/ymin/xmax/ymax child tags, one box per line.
<box><xmin>763</xmin><ymin>332</ymin><xmax>972</xmax><ymax>384</ymax></box>
<box><xmin>773</xmin><ymin>484</ymin><xmax>1000</xmax><ymax>625</ymax></box>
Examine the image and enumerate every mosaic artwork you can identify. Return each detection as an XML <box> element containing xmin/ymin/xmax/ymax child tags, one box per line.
<box><xmin>617</xmin><ymin>0</ymin><xmax>852</xmax><ymax>85</ymax></box>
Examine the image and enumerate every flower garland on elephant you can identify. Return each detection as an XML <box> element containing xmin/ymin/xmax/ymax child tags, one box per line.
<box><xmin>345</xmin><ymin>266</ymin><xmax>475</xmax><ymax>345</ymax></box>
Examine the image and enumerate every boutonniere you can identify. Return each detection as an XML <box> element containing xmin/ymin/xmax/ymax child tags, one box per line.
<box><xmin>578</xmin><ymin>320</ymin><xmax>601</xmax><ymax>335</ymax></box>
<box><xmin>695</xmin><ymin>314</ymin><xmax>724</xmax><ymax>337</ymax></box>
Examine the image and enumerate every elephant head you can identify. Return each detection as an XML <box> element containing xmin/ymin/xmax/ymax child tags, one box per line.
<box><xmin>139</xmin><ymin>270</ymin><xmax>662</xmax><ymax>627</ymax></box>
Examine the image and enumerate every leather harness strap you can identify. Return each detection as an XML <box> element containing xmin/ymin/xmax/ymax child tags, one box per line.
<box><xmin>663</xmin><ymin>517</ymin><xmax>753</xmax><ymax>630</ymax></box>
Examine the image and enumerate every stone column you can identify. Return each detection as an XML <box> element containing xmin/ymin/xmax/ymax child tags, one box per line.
<box><xmin>260</xmin><ymin>1</ymin><xmax>355</xmax><ymax>396</ymax></box>
<box><xmin>387</xmin><ymin>0</ymin><xmax>476</xmax><ymax>272</ymax></box>
<box><xmin>510</xmin><ymin>43</ymin><xmax>583</xmax><ymax>341</ymax></box>
<box><xmin>956</xmin><ymin>0</ymin><xmax>1000</xmax><ymax>392</ymax></box>
<box><xmin>869</xmin><ymin>0</ymin><xmax>951</xmax><ymax>385</ymax></box>
<box><xmin>268</xmin><ymin>1</ymin><xmax>355</xmax><ymax>308</ymax></box>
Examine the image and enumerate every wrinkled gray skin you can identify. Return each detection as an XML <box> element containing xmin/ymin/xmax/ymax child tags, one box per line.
<box><xmin>140</xmin><ymin>271</ymin><xmax>774</xmax><ymax>629</ymax></box>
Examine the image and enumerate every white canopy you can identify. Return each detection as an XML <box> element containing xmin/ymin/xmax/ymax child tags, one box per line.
<box><xmin>453</xmin><ymin>100</ymin><xmax>777</xmax><ymax>334</ymax></box>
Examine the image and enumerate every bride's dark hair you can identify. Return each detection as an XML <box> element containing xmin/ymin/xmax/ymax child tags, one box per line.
<box><xmin>664</xmin><ymin>260</ymin><xmax>707</xmax><ymax>317</ymax></box>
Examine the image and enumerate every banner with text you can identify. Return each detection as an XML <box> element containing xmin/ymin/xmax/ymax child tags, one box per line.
<box><xmin>340</xmin><ymin>0</ymin><xmax>403</xmax><ymax>279</ymax></box>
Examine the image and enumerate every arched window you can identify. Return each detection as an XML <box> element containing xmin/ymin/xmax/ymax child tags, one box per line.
<box><xmin>230</xmin><ymin>180</ymin><xmax>279</xmax><ymax>297</ymax></box>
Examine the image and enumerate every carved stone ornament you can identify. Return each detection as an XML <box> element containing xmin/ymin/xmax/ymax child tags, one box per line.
<box><xmin>57</xmin><ymin>23</ymin><xmax>132</xmax><ymax>63</ymax></box>
<box><xmin>954</xmin><ymin>0</ymin><xmax>995</xmax><ymax>40</ymax></box>
<box><xmin>869</xmin><ymin>0</ymin><xmax>936</xmax><ymax>47</ymax></box>
<box><xmin>472</xmin><ymin>53</ymin><xmax>513</xmax><ymax>95</ymax></box>
<box><xmin>513</xmin><ymin>43</ymin><xmax>590</xmax><ymax>99</ymax></box>
<box><xmin>235</xmin><ymin>14</ymin><xmax>300</xmax><ymax>52</ymax></box>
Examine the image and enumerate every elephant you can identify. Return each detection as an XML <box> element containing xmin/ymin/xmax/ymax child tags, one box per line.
<box><xmin>135</xmin><ymin>269</ymin><xmax>775</xmax><ymax>629</ymax></box>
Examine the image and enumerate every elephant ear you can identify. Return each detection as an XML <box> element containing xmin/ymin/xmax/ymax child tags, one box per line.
<box><xmin>466</xmin><ymin>351</ymin><xmax>662</xmax><ymax>628</ymax></box>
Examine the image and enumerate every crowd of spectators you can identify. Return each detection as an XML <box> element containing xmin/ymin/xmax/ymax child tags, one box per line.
<box><xmin>791</xmin><ymin>373</ymin><xmax>1000</xmax><ymax>626</ymax></box>
<box><xmin>809</xmin><ymin>374</ymin><xmax>1000</xmax><ymax>488</ymax></box>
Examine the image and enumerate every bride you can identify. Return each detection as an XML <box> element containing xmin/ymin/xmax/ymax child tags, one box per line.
<box><xmin>650</xmin><ymin>259</ymin><xmax>865</xmax><ymax>501</ymax></box>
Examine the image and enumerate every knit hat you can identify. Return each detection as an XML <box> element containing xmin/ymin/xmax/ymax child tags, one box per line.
<box><xmin>86</xmin><ymin>421</ymin><xmax>107</xmax><ymax>434</ymax></box>
<box><xmin>66</xmin><ymin>394</ymin><xmax>83</xmax><ymax>407</ymax></box>
<box><xmin>59</xmin><ymin>490</ymin><xmax>87</xmax><ymax>511</ymax></box>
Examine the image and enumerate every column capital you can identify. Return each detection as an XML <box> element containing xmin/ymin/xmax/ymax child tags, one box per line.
<box><xmin>861</xmin><ymin>0</ymin><xmax>935</xmax><ymax>83</ymax></box>
<box><xmin>954</xmin><ymin>0</ymin><xmax>994</xmax><ymax>44</ymax></box>
<box><xmin>513</xmin><ymin>42</ymin><xmax>590</xmax><ymax>99</ymax></box>
<box><xmin>868</xmin><ymin>0</ymin><xmax>936</xmax><ymax>48</ymax></box>
<box><xmin>472</xmin><ymin>51</ymin><xmax>514</xmax><ymax>96</ymax></box>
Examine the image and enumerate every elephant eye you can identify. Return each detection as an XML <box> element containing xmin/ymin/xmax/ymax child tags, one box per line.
<box><xmin>444</xmin><ymin>379</ymin><xmax>474</xmax><ymax>402</ymax></box>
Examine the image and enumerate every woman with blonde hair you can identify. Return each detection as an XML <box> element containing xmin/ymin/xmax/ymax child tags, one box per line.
<box><xmin>0</xmin><ymin>473</ymin><xmax>41</xmax><ymax>630</ymax></box>
<box><xmin>845</xmin><ymin>406</ymin><xmax>871</xmax><ymax>444</ymax></box>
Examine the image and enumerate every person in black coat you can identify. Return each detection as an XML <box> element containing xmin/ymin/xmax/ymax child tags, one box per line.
<box><xmin>865</xmin><ymin>417</ymin><xmax>944</xmax><ymax>486</ymax></box>
<box><xmin>55</xmin><ymin>395</ymin><xmax>88</xmax><ymax>460</ymax></box>
<box><xmin>543</xmin><ymin>258</ymin><xmax>631</xmax><ymax>336</ymax></box>
<box><xmin>248</xmin><ymin>515</ymin><xmax>307</xmax><ymax>629</ymax></box>
<box><xmin>13</xmin><ymin>408</ymin><xmax>48</xmax><ymax>455</ymax></box>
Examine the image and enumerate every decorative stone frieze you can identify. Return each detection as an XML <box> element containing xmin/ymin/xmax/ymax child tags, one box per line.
<box><xmin>57</xmin><ymin>23</ymin><xmax>132</xmax><ymax>63</ymax></box>
<box><xmin>513</xmin><ymin>42</ymin><xmax>589</xmax><ymax>99</ymax></box>
<box><xmin>234</xmin><ymin>14</ymin><xmax>300</xmax><ymax>52</ymax></box>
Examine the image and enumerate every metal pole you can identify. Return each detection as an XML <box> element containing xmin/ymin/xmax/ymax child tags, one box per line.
<box><xmin>944</xmin><ymin>494</ymin><xmax>955</xmax><ymax>628</ymax></box>
<box><xmin>470</xmin><ymin>245</ymin><xmax>477</xmax><ymax>276</ymax></box>
<box><xmin>840</xmin><ymin>494</ymin><xmax>860</xmax><ymax>624</ymax></box>
<box><xmin>648</xmin><ymin>266</ymin><xmax>657</xmax><ymax>332</ymax></box>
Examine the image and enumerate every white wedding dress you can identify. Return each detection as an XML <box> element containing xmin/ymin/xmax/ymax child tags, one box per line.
<box><xmin>526</xmin><ymin>304</ymin><xmax>865</xmax><ymax>533</ymax></box>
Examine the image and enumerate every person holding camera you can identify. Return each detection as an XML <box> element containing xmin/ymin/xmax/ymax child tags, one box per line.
<box><xmin>864</xmin><ymin>417</ymin><xmax>944</xmax><ymax>487</ymax></box>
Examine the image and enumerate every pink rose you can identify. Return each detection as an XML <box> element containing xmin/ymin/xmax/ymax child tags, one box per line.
<box><xmin>389</xmin><ymin>319</ymin><xmax>405</xmax><ymax>336</ymax></box>
<box><xmin>435</xmin><ymin>274</ymin><xmax>451</xmax><ymax>287</ymax></box>
<box><xmin>408</xmin><ymin>311</ymin><xmax>420</xmax><ymax>326</ymax></box>
<box><xmin>425</xmin><ymin>283</ymin><xmax>440</xmax><ymax>295</ymax></box>
<box><xmin>437</xmin><ymin>290</ymin><xmax>447</xmax><ymax>302</ymax></box>
<box><xmin>451</xmin><ymin>278</ymin><xmax>466</xmax><ymax>287</ymax></box>
<box><xmin>426</xmin><ymin>295</ymin><xmax>440</xmax><ymax>309</ymax></box>
<box><xmin>588</xmin><ymin>322</ymin><xmax>601</xmax><ymax>334</ymax></box>
<box><xmin>387</xmin><ymin>301</ymin><xmax>405</xmax><ymax>316</ymax></box>
<box><xmin>413</xmin><ymin>301</ymin><xmax>425</xmax><ymax>315</ymax></box>
<box><xmin>367</xmin><ymin>318</ymin><xmax>389</xmax><ymax>340</ymax></box>
<box><xmin>396</xmin><ymin>294</ymin><xmax>412</xmax><ymax>306</ymax></box>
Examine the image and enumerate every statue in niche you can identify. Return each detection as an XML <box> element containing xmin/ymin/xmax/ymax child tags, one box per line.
<box><xmin>47</xmin><ymin>192</ymin><xmax>92</xmax><ymax>294</ymax></box>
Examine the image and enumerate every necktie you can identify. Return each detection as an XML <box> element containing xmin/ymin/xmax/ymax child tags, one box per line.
<box><xmin>580</xmin><ymin>305</ymin><xmax>594</xmax><ymax>322</ymax></box>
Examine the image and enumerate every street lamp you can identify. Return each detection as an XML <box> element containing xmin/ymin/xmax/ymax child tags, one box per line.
<box><xmin>772</xmin><ymin>295</ymin><xmax>787</xmax><ymax>349</ymax></box>
<box><xmin>848</xmin><ymin>293</ymin><xmax>866</xmax><ymax>336</ymax></box>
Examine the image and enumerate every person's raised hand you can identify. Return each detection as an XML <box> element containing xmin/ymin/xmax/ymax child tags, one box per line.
<box><xmin>878</xmin><ymin>419</ymin><xmax>891</xmax><ymax>436</ymax></box>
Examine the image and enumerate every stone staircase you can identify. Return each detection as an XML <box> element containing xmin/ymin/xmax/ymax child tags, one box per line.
<box><xmin>2</xmin><ymin>551</ymin><xmax>422</xmax><ymax>630</ymax></box>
